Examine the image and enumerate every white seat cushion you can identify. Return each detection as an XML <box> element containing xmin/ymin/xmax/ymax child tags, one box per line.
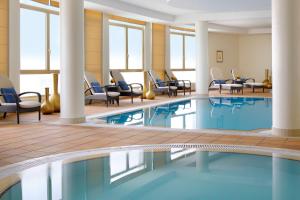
<box><xmin>107</xmin><ymin>92</ymin><xmax>120</xmax><ymax>97</ymax></box>
<box><xmin>19</xmin><ymin>101</ymin><xmax>41</xmax><ymax>109</ymax></box>
<box><xmin>132</xmin><ymin>89</ymin><xmax>143</xmax><ymax>95</ymax></box>
<box><xmin>221</xmin><ymin>84</ymin><xmax>243</xmax><ymax>89</ymax></box>
<box><xmin>158</xmin><ymin>86</ymin><xmax>177</xmax><ymax>90</ymax></box>
<box><xmin>244</xmin><ymin>82</ymin><xmax>264</xmax><ymax>87</ymax></box>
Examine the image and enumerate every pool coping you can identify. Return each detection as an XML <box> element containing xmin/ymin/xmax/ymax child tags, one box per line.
<box><xmin>0</xmin><ymin>143</ymin><xmax>299</xmax><ymax>181</ymax></box>
<box><xmin>82</xmin><ymin>95</ymin><xmax>272</xmax><ymax>137</ymax></box>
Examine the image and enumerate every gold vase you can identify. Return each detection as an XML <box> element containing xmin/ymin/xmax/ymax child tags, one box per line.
<box><xmin>41</xmin><ymin>88</ymin><xmax>54</xmax><ymax>115</ymax></box>
<box><xmin>263</xmin><ymin>69</ymin><xmax>270</xmax><ymax>85</ymax></box>
<box><xmin>143</xmin><ymin>71</ymin><xmax>148</xmax><ymax>98</ymax></box>
<box><xmin>49</xmin><ymin>73</ymin><xmax>60</xmax><ymax>112</ymax></box>
<box><xmin>267</xmin><ymin>75</ymin><xmax>272</xmax><ymax>89</ymax></box>
<box><xmin>146</xmin><ymin>81</ymin><xmax>155</xmax><ymax>100</ymax></box>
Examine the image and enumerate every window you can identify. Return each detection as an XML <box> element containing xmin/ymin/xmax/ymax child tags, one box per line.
<box><xmin>50</xmin><ymin>14</ymin><xmax>60</xmax><ymax>70</ymax></box>
<box><xmin>109</xmin><ymin>25</ymin><xmax>126</xmax><ymax>69</ymax></box>
<box><xmin>170</xmin><ymin>29</ymin><xmax>196</xmax><ymax>70</ymax></box>
<box><xmin>20</xmin><ymin>9</ymin><xmax>47</xmax><ymax>70</ymax></box>
<box><xmin>170</xmin><ymin>34</ymin><xmax>183</xmax><ymax>69</ymax></box>
<box><xmin>20</xmin><ymin>5</ymin><xmax>60</xmax><ymax>94</ymax></box>
<box><xmin>109</xmin><ymin>21</ymin><xmax>144</xmax><ymax>70</ymax></box>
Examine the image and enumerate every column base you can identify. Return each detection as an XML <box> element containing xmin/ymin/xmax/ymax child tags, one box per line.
<box><xmin>272</xmin><ymin>128</ymin><xmax>300</xmax><ymax>137</ymax></box>
<box><xmin>60</xmin><ymin>117</ymin><xmax>86</xmax><ymax>124</ymax></box>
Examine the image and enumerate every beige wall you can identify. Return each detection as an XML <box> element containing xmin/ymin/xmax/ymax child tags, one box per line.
<box><xmin>238</xmin><ymin>34</ymin><xmax>272</xmax><ymax>82</ymax></box>
<box><xmin>208</xmin><ymin>32</ymin><xmax>239</xmax><ymax>80</ymax></box>
<box><xmin>0</xmin><ymin>0</ymin><xmax>8</xmax><ymax>76</ymax></box>
<box><xmin>84</xmin><ymin>10</ymin><xmax>103</xmax><ymax>83</ymax></box>
<box><xmin>152</xmin><ymin>23</ymin><xmax>165</xmax><ymax>79</ymax></box>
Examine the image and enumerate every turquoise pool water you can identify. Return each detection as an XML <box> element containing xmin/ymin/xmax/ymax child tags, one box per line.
<box><xmin>1</xmin><ymin>148</ymin><xmax>300</xmax><ymax>200</ymax></box>
<box><xmin>101</xmin><ymin>97</ymin><xmax>272</xmax><ymax>131</ymax></box>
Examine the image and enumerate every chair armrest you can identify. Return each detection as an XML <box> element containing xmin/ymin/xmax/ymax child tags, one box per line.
<box><xmin>245</xmin><ymin>78</ymin><xmax>256</xmax><ymax>83</ymax></box>
<box><xmin>209</xmin><ymin>81</ymin><xmax>215</xmax><ymax>87</ymax></box>
<box><xmin>225</xmin><ymin>79</ymin><xmax>234</xmax><ymax>84</ymax></box>
<box><xmin>129</xmin><ymin>83</ymin><xmax>143</xmax><ymax>91</ymax></box>
<box><xmin>19</xmin><ymin>92</ymin><xmax>41</xmax><ymax>103</ymax></box>
<box><xmin>85</xmin><ymin>87</ymin><xmax>93</xmax><ymax>95</ymax></box>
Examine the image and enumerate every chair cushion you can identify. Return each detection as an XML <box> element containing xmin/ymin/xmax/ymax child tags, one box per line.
<box><xmin>244</xmin><ymin>82</ymin><xmax>264</xmax><ymax>87</ymax></box>
<box><xmin>0</xmin><ymin>88</ymin><xmax>18</xmax><ymax>103</ymax></box>
<box><xmin>107</xmin><ymin>92</ymin><xmax>120</xmax><ymax>97</ymax></box>
<box><xmin>222</xmin><ymin>84</ymin><xmax>243</xmax><ymax>89</ymax></box>
<box><xmin>118</xmin><ymin>80</ymin><xmax>130</xmax><ymax>90</ymax></box>
<box><xmin>91</xmin><ymin>82</ymin><xmax>104</xmax><ymax>93</ymax></box>
<box><xmin>132</xmin><ymin>89</ymin><xmax>143</xmax><ymax>95</ymax></box>
<box><xmin>156</xmin><ymin>79</ymin><xmax>166</xmax><ymax>87</ymax></box>
<box><xmin>214</xmin><ymin>80</ymin><xmax>226</xmax><ymax>84</ymax></box>
<box><xmin>19</xmin><ymin>101</ymin><xmax>41</xmax><ymax>109</ymax></box>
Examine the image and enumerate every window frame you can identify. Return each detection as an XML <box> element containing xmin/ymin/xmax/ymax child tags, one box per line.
<box><xmin>109</xmin><ymin>21</ymin><xmax>145</xmax><ymax>72</ymax></box>
<box><xmin>170</xmin><ymin>30</ymin><xmax>196</xmax><ymax>72</ymax></box>
<box><xmin>20</xmin><ymin>3</ymin><xmax>60</xmax><ymax>75</ymax></box>
<box><xmin>110</xmin><ymin>151</ymin><xmax>146</xmax><ymax>183</ymax></box>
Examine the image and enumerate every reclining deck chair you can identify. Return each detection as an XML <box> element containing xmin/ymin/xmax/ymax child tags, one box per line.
<box><xmin>85</xmin><ymin>72</ymin><xmax>120</xmax><ymax>107</ymax></box>
<box><xmin>165</xmin><ymin>70</ymin><xmax>192</xmax><ymax>95</ymax></box>
<box><xmin>110</xmin><ymin>70</ymin><xmax>143</xmax><ymax>103</ymax></box>
<box><xmin>0</xmin><ymin>75</ymin><xmax>41</xmax><ymax>124</ymax></box>
<box><xmin>209</xmin><ymin>67</ymin><xmax>243</xmax><ymax>94</ymax></box>
<box><xmin>147</xmin><ymin>70</ymin><xmax>177</xmax><ymax>97</ymax></box>
<box><xmin>231</xmin><ymin>69</ymin><xmax>265</xmax><ymax>93</ymax></box>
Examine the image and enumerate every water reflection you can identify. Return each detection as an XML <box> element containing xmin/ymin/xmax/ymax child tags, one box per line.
<box><xmin>2</xmin><ymin>148</ymin><xmax>300</xmax><ymax>200</ymax></box>
<box><xmin>102</xmin><ymin>98</ymin><xmax>272</xmax><ymax>130</ymax></box>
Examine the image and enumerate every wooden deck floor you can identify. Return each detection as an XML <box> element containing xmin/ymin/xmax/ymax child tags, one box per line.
<box><xmin>1</xmin><ymin>88</ymin><xmax>293</xmax><ymax>169</ymax></box>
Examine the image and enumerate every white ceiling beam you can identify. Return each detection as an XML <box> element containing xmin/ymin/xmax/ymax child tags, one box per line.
<box><xmin>85</xmin><ymin>0</ymin><xmax>175</xmax><ymax>22</ymax></box>
<box><xmin>174</xmin><ymin>10</ymin><xmax>271</xmax><ymax>23</ymax></box>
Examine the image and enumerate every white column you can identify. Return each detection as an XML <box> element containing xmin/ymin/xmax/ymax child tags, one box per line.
<box><xmin>9</xmin><ymin>0</ymin><xmax>20</xmax><ymax>92</ymax></box>
<box><xmin>102</xmin><ymin>14</ymin><xmax>110</xmax><ymax>85</ymax></box>
<box><xmin>144</xmin><ymin>22</ymin><xmax>152</xmax><ymax>71</ymax></box>
<box><xmin>165</xmin><ymin>26</ymin><xmax>171</xmax><ymax>72</ymax></box>
<box><xmin>143</xmin><ymin>22</ymin><xmax>152</xmax><ymax>95</ymax></box>
<box><xmin>60</xmin><ymin>0</ymin><xmax>85</xmax><ymax>124</ymax></box>
<box><xmin>272</xmin><ymin>0</ymin><xmax>300</xmax><ymax>136</ymax></box>
<box><xmin>195</xmin><ymin>21</ymin><xmax>209</xmax><ymax>95</ymax></box>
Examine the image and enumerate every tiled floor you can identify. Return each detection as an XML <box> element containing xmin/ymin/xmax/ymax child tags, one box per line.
<box><xmin>1</xmin><ymin>88</ymin><xmax>297</xmax><ymax>169</ymax></box>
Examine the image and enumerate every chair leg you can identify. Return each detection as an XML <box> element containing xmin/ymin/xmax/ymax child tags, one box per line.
<box><xmin>3</xmin><ymin>112</ymin><xmax>7</xmax><ymax>119</ymax></box>
<box><xmin>116</xmin><ymin>97</ymin><xmax>120</xmax><ymax>106</ymax></box>
<box><xmin>17</xmin><ymin>111</ymin><xmax>20</xmax><ymax>124</ymax></box>
<box><xmin>131</xmin><ymin>95</ymin><xmax>134</xmax><ymax>104</ymax></box>
<box><xmin>38</xmin><ymin>108</ymin><xmax>41</xmax><ymax>121</ymax></box>
<box><xmin>89</xmin><ymin>100</ymin><xmax>92</xmax><ymax>105</ymax></box>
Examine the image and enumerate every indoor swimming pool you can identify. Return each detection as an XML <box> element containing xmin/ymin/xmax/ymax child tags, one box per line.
<box><xmin>100</xmin><ymin>97</ymin><xmax>272</xmax><ymax>131</ymax></box>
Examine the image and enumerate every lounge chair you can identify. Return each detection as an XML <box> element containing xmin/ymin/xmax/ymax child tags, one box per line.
<box><xmin>209</xmin><ymin>67</ymin><xmax>243</xmax><ymax>94</ymax></box>
<box><xmin>147</xmin><ymin>70</ymin><xmax>177</xmax><ymax>97</ymax></box>
<box><xmin>0</xmin><ymin>75</ymin><xmax>41</xmax><ymax>124</ymax></box>
<box><xmin>84</xmin><ymin>72</ymin><xmax>120</xmax><ymax>107</ymax></box>
<box><xmin>110</xmin><ymin>70</ymin><xmax>143</xmax><ymax>103</ymax></box>
<box><xmin>165</xmin><ymin>70</ymin><xmax>192</xmax><ymax>95</ymax></box>
<box><xmin>231</xmin><ymin>69</ymin><xmax>265</xmax><ymax>93</ymax></box>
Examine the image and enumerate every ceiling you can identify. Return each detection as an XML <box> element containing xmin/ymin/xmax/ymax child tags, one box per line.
<box><xmin>85</xmin><ymin>0</ymin><xmax>272</xmax><ymax>33</ymax></box>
